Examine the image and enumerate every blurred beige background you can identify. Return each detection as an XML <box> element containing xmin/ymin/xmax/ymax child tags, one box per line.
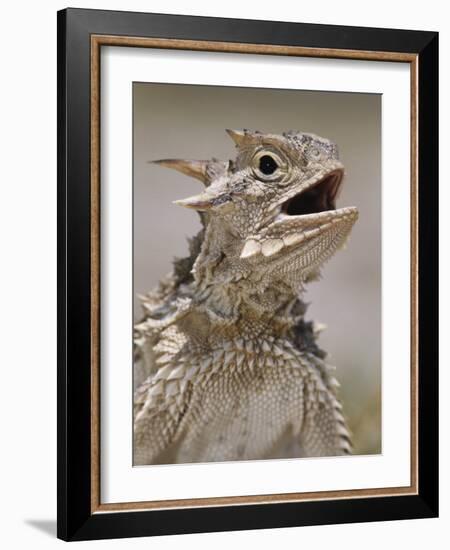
<box><xmin>133</xmin><ymin>83</ymin><xmax>381</xmax><ymax>455</ymax></box>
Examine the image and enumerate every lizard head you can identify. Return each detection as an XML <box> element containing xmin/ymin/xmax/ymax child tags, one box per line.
<box><xmin>153</xmin><ymin>129</ymin><xmax>358</xmax><ymax>294</ymax></box>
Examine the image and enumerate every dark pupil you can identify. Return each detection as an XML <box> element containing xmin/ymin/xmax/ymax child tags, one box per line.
<box><xmin>259</xmin><ymin>155</ymin><xmax>278</xmax><ymax>175</ymax></box>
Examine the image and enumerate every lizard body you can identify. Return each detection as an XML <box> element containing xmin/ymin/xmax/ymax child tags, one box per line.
<box><xmin>134</xmin><ymin>129</ymin><xmax>358</xmax><ymax>464</ymax></box>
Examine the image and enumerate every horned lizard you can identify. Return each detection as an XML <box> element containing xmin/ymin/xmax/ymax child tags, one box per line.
<box><xmin>134</xmin><ymin>129</ymin><xmax>358</xmax><ymax>465</ymax></box>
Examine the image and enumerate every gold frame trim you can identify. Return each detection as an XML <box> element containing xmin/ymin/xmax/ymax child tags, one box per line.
<box><xmin>90</xmin><ymin>35</ymin><xmax>419</xmax><ymax>514</ymax></box>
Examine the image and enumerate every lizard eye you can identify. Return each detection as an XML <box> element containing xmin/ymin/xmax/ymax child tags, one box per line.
<box><xmin>252</xmin><ymin>150</ymin><xmax>287</xmax><ymax>182</ymax></box>
<box><xmin>259</xmin><ymin>155</ymin><xmax>278</xmax><ymax>175</ymax></box>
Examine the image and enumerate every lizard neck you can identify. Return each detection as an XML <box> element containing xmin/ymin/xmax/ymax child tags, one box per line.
<box><xmin>156</xmin><ymin>226</ymin><xmax>323</xmax><ymax>352</ymax></box>
<box><xmin>176</xmin><ymin>277</ymin><xmax>310</xmax><ymax>345</ymax></box>
<box><xmin>173</xmin><ymin>284</ymin><xmax>325</xmax><ymax>361</ymax></box>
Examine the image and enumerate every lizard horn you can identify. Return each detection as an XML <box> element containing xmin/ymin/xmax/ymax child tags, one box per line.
<box><xmin>226</xmin><ymin>129</ymin><xmax>259</xmax><ymax>147</ymax></box>
<box><xmin>151</xmin><ymin>159</ymin><xmax>208</xmax><ymax>184</ymax></box>
<box><xmin>173</xmin><ymin>192</ymin><xmax>215</xmax><ymax>211</ymax></box>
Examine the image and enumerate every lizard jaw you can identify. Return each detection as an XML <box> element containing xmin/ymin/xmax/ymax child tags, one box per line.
<box><xmin>240</xmin><ymin>167</ymin><xmax>358</xmax><ymax>260</ymax></box>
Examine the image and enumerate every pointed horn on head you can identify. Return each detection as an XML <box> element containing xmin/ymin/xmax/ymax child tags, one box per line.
<box><xmin>151</xmin><ymin>159</ymin><xmax>208</xmax><ymax>184</ymax></box>
<box><xmin>226</xmin><ymin>129</ymin><xmax>259</xmax><ymax>148</ymax></box>
<box><xmin>225</xmin><ymin>129</ymin><xmax>246</xmax><ymax>147</ymax></box>
<box><xmin>173</xmin><ymin>192</ymin><xmax>214</xmax><ymax>211</ymax></box>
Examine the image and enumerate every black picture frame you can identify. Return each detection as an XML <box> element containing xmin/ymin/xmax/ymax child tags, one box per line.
<box><xmin>57</xmin><ymin>7</ymin><xmax>438</xmax><ymax>541</ymax></box>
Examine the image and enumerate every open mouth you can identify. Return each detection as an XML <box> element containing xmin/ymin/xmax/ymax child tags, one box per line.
<box><xmin>281</xmin><ymin>170</ymin><xmax>344</xmax><ymax>217</ymax></box>
<box><xmin>239</xmin><ymin>167</ymin><xmax>357</xmax><ymax>260</ymax></box>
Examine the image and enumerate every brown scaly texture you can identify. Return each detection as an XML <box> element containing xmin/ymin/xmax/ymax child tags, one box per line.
<box><xmin>134</xmin><ymin>129</ymin><xmax>358</xmax><ymax>465</ymax></box>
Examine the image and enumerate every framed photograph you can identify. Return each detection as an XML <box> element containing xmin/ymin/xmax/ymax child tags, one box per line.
<box><xmin>57</xmin><ymin>8</ymin><xmax>438</xmax><ymax>541</ymax></box>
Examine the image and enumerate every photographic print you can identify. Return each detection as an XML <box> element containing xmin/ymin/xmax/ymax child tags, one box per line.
<box><xmin>133</xmin><ymin>83</ymin><xmax>381</xmax><ymax>465</ymax></box>
<box><xmin>58</xmin><ymin>9</ymin><xmax>438</xmax><ymax>540</ymax></box>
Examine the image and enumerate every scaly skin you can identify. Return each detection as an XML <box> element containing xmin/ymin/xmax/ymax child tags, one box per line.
<box><xmin>134</xmin><ymin>129</ymin><xmax>358</xmax><ymax>465</ymax></box>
